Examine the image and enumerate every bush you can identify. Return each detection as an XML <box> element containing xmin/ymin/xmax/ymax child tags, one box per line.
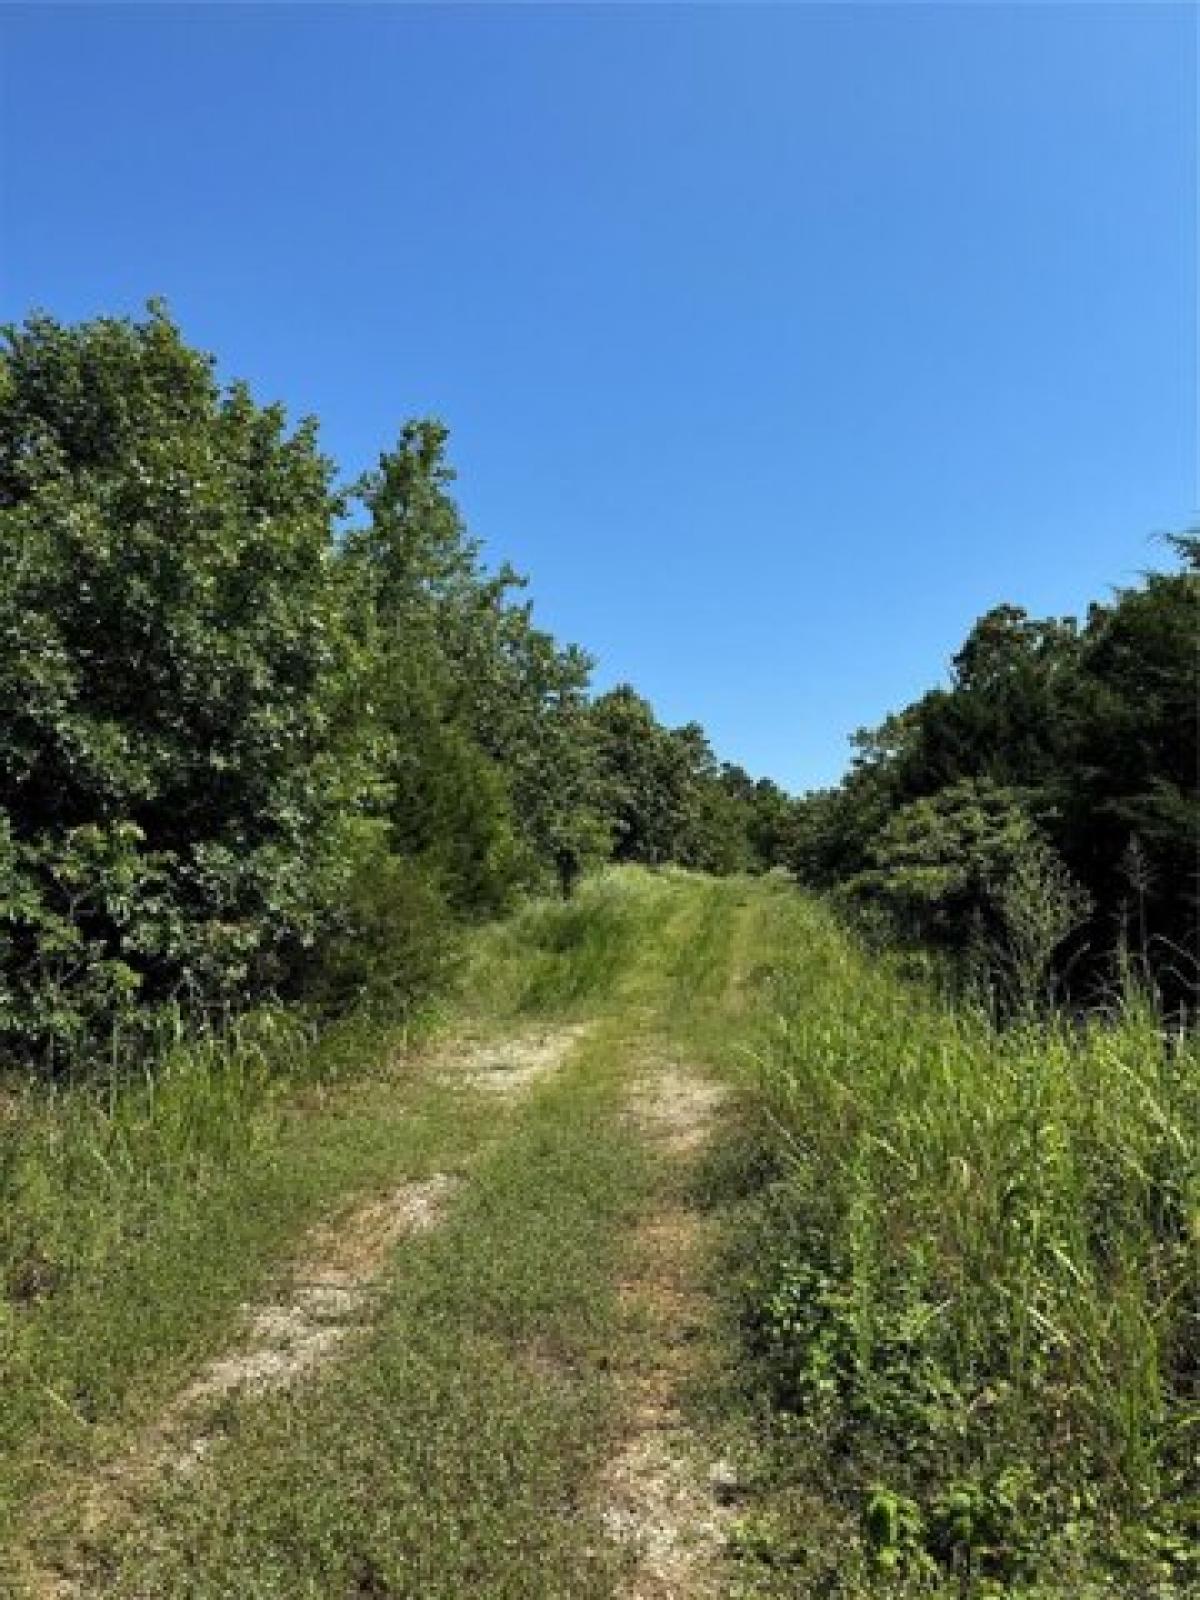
<box><xmin>297</xmin><ymin>823</ymin><xmax>460</xmax><ymax>1018</ymax></box>
<box><xmin>845</xmin><ymin>779</ymin><xmax>1092</xmax><ymax>1006</ymax></box>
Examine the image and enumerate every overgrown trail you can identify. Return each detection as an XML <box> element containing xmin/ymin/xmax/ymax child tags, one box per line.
<box><xmin>8</xmin><ymin>872</ymin><xmax>776</xmax><ymax>1599</ymax></box>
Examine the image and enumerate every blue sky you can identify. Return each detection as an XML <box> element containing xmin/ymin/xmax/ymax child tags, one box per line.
<box><xmin>1</xmin><ymin>4</ymin><xmax>1194</xmax><ymax>792</ymax></box>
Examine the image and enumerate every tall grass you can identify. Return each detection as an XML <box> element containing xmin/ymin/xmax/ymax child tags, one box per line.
<box><xmin>0</xmin><ymin>1006</ymin><xmax>393</xmax><ymax>1313</ymax></box>
<box><xmin>462</xmin><ymin>866</ymin><xmax>685</xmax><ymax>1019</ymax></box>
<box><xmin>740</xmin><ymin>896</ymin><xmax>1198</xmax><ymax>1591</ymax></box>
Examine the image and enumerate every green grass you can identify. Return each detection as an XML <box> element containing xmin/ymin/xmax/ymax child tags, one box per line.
<box><xmin>71</xmin><ymin>871</ymin><xmax>770</xmax><ymax>1599</ymax></box>
<box><xmin>6</xmin><ymin>869</ymin><xmax>1192</xmax><ymax>1599</ymax></box>
<box><xmin>64</xmin><ymin>1029</ymin><xmax>650</xmax><ymax>1598</ymax></box>
<box><xmin>0</xmin><ymin>1009</ymin><xmax>502</xmax><ymax>1550</ymax></box>
<box><xmin>0</xmin><ymin>870</ymin><xmax>673</xmax><ymax>1549</ymax></box>
<box><xmin>707</xmin><ymin>892</ymin><xmax>1200</xmax><ymax>1597</ymax></box>
<box><xmin>461</xmin><ymin>864</ymin><xmax>688</xmax><ymax>1020</ymax></box>
<box><xmin>1</xmin><ymin>868</ymin><xmax>703</xmax><ymax>1595</ymax></box>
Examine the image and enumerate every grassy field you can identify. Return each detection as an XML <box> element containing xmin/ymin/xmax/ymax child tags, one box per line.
<box><xmin>1</xmin><ymin>869</ymin><xmax>1195</xmax><ymax>1596</ymax></box>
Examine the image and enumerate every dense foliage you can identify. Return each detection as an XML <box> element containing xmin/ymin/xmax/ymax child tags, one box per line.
<box><xmin>2</xmin><ymin>303</ymin><xmax>1192</xmax><ymax>1068</ymax></box>
<box><xmin>0</xmin><ymin>307</ymin><xmax>784</xmax><ymax>1073</ymax></box>
<box><xmin>0</xmin><ymin>308</ymin><xmax>367</xmax><ymax>1067</ymax></box>
<box><xmin>732</xmin><ymin>891</ymin><xmax>1200</xmax><ymax>1596</ymax></box>
<box><xmin>787</xmin><ymin>551</ymin><xmax>1198</xmax><ymax>1009</ymax></box>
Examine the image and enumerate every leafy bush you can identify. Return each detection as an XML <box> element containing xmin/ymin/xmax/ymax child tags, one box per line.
<box><xmin>844</xmin><ymin>778</ymin><xmax>1093</xmax><ymax>1008</ymax></box>
<box><xmin>0</xmin><ymin>307</ymin><xmax>365</xmax><ymax>1068</ymax></box>
<box><xmin>296</xmin><ymin>822</ymin><xmax>460</xmax><ymax>1018</ymax></box>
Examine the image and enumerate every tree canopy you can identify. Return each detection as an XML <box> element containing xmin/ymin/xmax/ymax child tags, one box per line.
<box><xmin>2</xmin><ymin>304</ymin><xmax>1192</xmax><ymax>1068</ymax></box>
<box><xmin>786</xmin><ymin>544</ymin><xmax>1198</xmax><ymax>1006</ymax></box>
<box><xmin>0</xmin><ymin>307</ymin><xmax>786</xmax><ymax>1071</ymax></box>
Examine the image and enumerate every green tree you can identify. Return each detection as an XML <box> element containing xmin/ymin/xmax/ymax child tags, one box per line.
<box><xmin>790</xmin><ymin>539</ymin><xmax>1197</xmax><ymax>1002</ymax></box>
<box><xmin>590</xmin><ymin>687</ymin><xmax>691</xmax><ymax>866</ymax></box>
<box><xmin>1057</xmin><ymin>553</ymin><xmax>1199</xmax><ymax>972</ymax></box>
<box><xmin>0</xmin><ymin>306</ymin><xmax>364</xmax><ymax>1065</ymax></box>
<box><xmin>846</xmin><ymin>778</ymin><xmax>1052</xmax><ymax>948</ymax></box>
<box><xmin>345</xmin><ymin>421</ymin><xmax>605</xmax><ymax>909</ymax></box>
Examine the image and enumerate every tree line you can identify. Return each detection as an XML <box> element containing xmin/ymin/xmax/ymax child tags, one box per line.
<box><xmin>1</xmin><ymin>305</ymin><xmax>1192</xmax><ymax>1071</ymax></box>
<box><xmin>785</xmin><ymin>537</ymin><xmax>1198</xmax><ymax>1009</ymax></box>
<box><xmin>0</xmin><ymin>306</ymin><xmax>789</xmax><ymax>1072</ymax></box>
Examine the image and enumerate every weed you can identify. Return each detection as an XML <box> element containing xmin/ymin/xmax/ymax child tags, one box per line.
<box><xmin>722</xmin><ymin>892</ymin><xmax>1199</xmax><ymax>1596</ymax></box>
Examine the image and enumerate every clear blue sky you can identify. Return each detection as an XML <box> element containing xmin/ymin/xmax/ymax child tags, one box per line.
<box><xmin>1</xmin><ymin>4</ymin><xmax>1194</xmax><ymax>792</ymax></box>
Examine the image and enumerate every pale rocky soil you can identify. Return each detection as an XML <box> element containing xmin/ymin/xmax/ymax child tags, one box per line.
<box><xmin>178</xmin><ymin>1172</ymin><xmax>457</xmax><ymax>1428</ymax></box>
<box><xmin>600</xmin><ymin>1061</ymin><xmax>735</xmax><ymax>1600</ymax></box>
<box><xmin>449</xmin><ymin>1022</ymin><xmax>591</xmax><ymax>1098</ymax></box>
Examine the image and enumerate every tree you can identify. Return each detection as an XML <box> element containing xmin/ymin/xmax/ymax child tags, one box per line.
<box><xmin>789</xmin><ymin>539</ymin><xmax>1197</xmax><ymax>1003</ymax></box>
<box><xmin>345</xmin><ymin>421</ymin><xmax>605</xmax><ymax>909</ymax></box>
<box><xmin>591</xmin><ymin>687</ymin><xmax>692</xmax><ymax>866</ymax></box>
<box><xmin>1056</xmin><ymin>560</ymin><xmax>1199</xmax><ymax>974</ymax></box>
<box><xmin>0</xmin><ymin>305</ymin><xmax>364</xmax><ymax>1065</ymax></box>
<box><xmin>846</xmin><ymin>778</ymin><xmax>1052</xmax><ymax>948</ymax></box>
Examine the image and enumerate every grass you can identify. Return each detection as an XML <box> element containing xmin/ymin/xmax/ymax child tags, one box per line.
<box><xmin>1</xmin><ymin>866</ymin><xmax>709</xmax><ymax>1595</ymax></box>
<box><xmin>461</xmin><ymin>864</ymin><xmax>688</xmax><ymax>1020</ymax></box>
<box><xmin>706</xmin><ymin>892</ymin><xmax>1200</xmax><ymax>1597</ymax></box>
<box><xmin>5</xmin><ymin>868</ymin><xmax>1193</xmax><ymax>1598</ymax></box>
<box><xmin>63</xmin><ymin>1027</ymin><xmax>651</xmax><ymax>1598</ymax></box>
<box><xmin>0</xmin><ymin>1007</ymin><xmax>500</xmax><ymax>1551</ymax></box>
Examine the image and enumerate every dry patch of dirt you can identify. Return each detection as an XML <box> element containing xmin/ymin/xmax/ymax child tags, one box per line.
<box><xmin>451</xmin><ymin>1022</ymin><xmax>590</xmax><ymax>1098</ymax></box>
<box><xmin>601</xmin><ymin>1216</ymin><xmax>729</xmax><ymax>1599</ymax></box>
<box><xmin>626</xmin><ymin>1065</ymin><xmax>729</xmax><ymax>1154</ymax></box>
<box><xmin>599</xmin><ymin>1062</ymin><xmax>735</xmax><ymax>1599</ymax></box>
<box><xmin>602</xmin><ymin>1432</ymin><xmax>731</xmax><ymax>1600</ymax></box>
<box><xmin>179</xmin><ymin>1172</ymin><xmax>456</xmax><ymax>1419</ymax></box>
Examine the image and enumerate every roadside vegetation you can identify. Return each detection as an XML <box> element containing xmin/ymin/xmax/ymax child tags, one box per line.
<box><xmin>709</xmin><ymin>893</ymin><xmax>1199</xmax><ymax>1598</ymax></box>
<box><xmin>785</xmin><ymin>541</ymin><xmax>1197</xmax><ymax>1014</ymax></box>
<box><xmin>3</xmin><ymin>870</ymin><xmax>1196</xmax><ymax>1597</ymax></box>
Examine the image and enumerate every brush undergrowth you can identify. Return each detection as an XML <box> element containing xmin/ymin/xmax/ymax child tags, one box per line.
<box><xmin>719</xmin><ymin>895</ymin><xmax>1199</xmax><ymax>1598</ymax></box>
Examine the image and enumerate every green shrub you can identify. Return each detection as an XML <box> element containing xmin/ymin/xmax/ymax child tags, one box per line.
<box><xmin>297</xmin><ymin>822</ymin><xmax>460</xmax><ymax>1018</ymax></box>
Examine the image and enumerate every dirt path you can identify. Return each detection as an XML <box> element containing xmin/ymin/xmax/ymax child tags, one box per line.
<box><xmin>15</xmin><ymin>1023</ymin><xmax>587</xmax><ymax>1600</ymax></box>
<box><xmin>24</xmin><ymin>1173</ymin><xmax>460</xmax><ymax>1600</ymax></box>
<box><xmin>11</xmin><ymin>879</ymin><xmax>762</xmax><ymax>1600</ymax></box>
<box><xmin>599</xmin><ymin>1059</ymin><xmax>734</xmax><ymax>1600</ymax></box>
<box><xmin>448</xmin><ymin>1021</ymin><xmax>590</xmax><ymax>1098</ymax></box>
